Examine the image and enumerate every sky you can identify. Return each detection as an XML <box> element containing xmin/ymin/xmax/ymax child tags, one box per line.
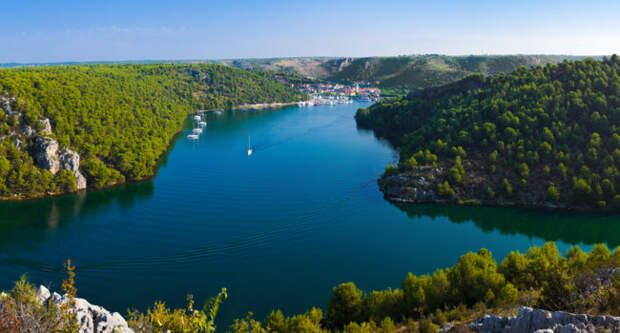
<box><xmin>2</xmin><ymin>0</ymin><xmax>619</xmax><ymax>63</ymax></box>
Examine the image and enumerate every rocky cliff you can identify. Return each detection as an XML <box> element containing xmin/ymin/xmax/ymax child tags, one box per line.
<box><xmin>32</xmin><ymin>136</ymin><xmax>87</xmax><ymax>190</ymax></box>
<box><xmin>0</xmin><ymin>94</ymin><xmax>87</xmax><ymax>191</ymax></box>
<box><xmin>448</xmin><ymin>307</ymin><xmax>620</xmax><ymax>333</ymax></box>
<box><xmin>378</xmin><ymin>167</ymin><xmax>443</xmax><ymax>203</ymax></box>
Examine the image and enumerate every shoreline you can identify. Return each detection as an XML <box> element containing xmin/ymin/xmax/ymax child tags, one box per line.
<box><xmin>192</xmin><ymin>101</ymin><xmax>306</xmax><ymax>114</ymax></box>
<box><xmin>379</xmin><ymin>175</ymin><xmax>617</xmax><ymax>214</ymax></box>
<box><xmin>0</xmin><ymin>100</ymin><xmax>306</xmax><ymax>203</ymax></box>
<box><xmin>232</xmin><ymin>101</ymin><xmax>302</xmax><ymax>110</ymax></box>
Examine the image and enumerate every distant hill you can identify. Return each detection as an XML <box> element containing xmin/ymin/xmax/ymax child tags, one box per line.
<box><xmin>217</xmin><ymin>55</ymin><xmax>590</xmax><ymax>89</ymax></box>
<box><xmin>2</xmin><ymin>55</ymin><xmax>593</xmax><ymax>90</ymax></box>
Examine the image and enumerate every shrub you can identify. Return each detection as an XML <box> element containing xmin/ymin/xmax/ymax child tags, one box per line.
<box><xmin>127</xmin><ymin>288</ymin><xmax>227</xmax><ymax>333</ymax></box>
<box><xmin>0</xmin><ymin>260</ymin><xmax>79</xmax><ymax>333</ymax></box>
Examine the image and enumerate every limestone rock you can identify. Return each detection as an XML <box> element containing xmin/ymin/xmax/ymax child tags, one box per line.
<box><xmin>37</xmin><ymin>285</ymin><xmax>51</xmax><ymax>303</ymax></box>
<box><xmin>378</xmin><ymin>167</ymin><xmax>442</xmax><ymax>203</ymax></box>
<box><xmin>0</xmin><ymin>95</ymin><xmax>17</xmax><ymax>116</ymax></box>
<box><xmin>40</xmin><ymin>118</ymin><xmax>52</xmax><ymax>135</ymax></box>
<box><xmin>33</xmin><ymin>136</ymin><xmax>60</xmax><ymax>174</ymax></box>
<box><xmin>59</xmin><ymin>148</ymin><xmax>87</xmax><ymax>190</ymax></box>
<box><xmin>37</xmin><ymin>286</ymin><xmax>134</xmax><ymax>333</ymax></box>
<box><xmin>467</xmin><ymin>307</ymin><xmax>620</xmax><ymax>333</ymax></box>
<box><xmin>23</xmin><ymin>125</ymin><xmax>36</xmax><ymax>137</ymax></box>
<box><xmin>32</xmin><ymin>137</ymin><xmax>87</xmax><ymax>190</ymax></box>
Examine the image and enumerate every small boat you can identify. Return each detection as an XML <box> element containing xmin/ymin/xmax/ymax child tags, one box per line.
<box><xmin>193</xmin><ymin>115</ymin><xmax>201</xmax><ymax>121</ymax></box>
<box><xmin>192</xmin><ymin>128</ymin><xmax>203</xmax><ymax>134</ymax></box>
<box><xmin>198</xmin><ymin>121</ymin><xmax>207</xmax><ymax>127</ymax></box>
<box><xmin>187</xmin><ymin>134</ymin><xmax>199</xmax><ymax>140</ymax></box>
<box><xmin>247</xmin><ymin>136</ymin><xmax>253</xmax><ymax>156</ymax></box>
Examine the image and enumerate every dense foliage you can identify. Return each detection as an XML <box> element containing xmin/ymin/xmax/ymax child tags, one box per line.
<box><xmin>127</xmin><ymin>289</ymin><xmax>227</xmax><ymax>333</ymax></box>
<box><xmin>0</xmin><ymin>261</ymin><xmax>79</xmax><ymax>333</ymax></box>
<box><xmin>248</xmin><ymin>69</ymin><xmax>319</xmax><ymax>86</ymax></box>
<box><xmin>0</xmin><ymin>64</ymin><xmax>303</xmax><ymax>198</ymax></box>
<box><xmin>356</xmin><ymin>57</ymin><xmax>620</xmax><ymax>211</ymax></box>
<box><xmin>230</xmin><ymin>242</ymin><xmax>620</xmax><ymax>332</ymax></box>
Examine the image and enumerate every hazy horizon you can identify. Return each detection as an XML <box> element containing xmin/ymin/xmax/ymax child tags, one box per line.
<box><xmin>2</xmin><ymin>0</ymin><xmax>619</xmax><ymax>63</ymax></box>
<box><xmin>0</xmin><ymin>53</ymin><xmax>609</xmax><ymax>66</ymax></box>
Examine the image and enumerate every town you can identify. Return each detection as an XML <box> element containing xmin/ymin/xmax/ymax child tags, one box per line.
<box><xmin>297</xmin><ymin>82</ymin><xmax>381</xmax><ymax>106</ymax></box>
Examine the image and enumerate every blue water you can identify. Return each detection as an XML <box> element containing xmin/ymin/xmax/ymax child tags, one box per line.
<box><xmin>0</xmin><ymin>102</ymin><xmax>618</xmax><ymax>328</ymax></box>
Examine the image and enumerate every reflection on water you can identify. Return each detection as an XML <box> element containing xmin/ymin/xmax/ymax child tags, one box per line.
<box><xmin>394</xmin><ymin>202</ymin><xmax>620</xmax><ymax>248</ymax></box>
<box><xmin>0</xmin><ymin>181</ymin><xmax>154</xmax><ymax>239</ymax></box>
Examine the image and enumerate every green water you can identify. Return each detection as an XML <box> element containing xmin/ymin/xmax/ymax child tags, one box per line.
<box><xmin>0</xmin><ymin>102</ymin><xmax>617</xmax><ymax>328</ymax></box>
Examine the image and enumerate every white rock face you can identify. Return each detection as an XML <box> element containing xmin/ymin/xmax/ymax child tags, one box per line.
<box><xmin>468</xmin><ymin>307</ymin><xmax>620</xmax><ymax>333</ymax></box>
<box><xmin>32</xmin><ymin>136</ymin><xmax>87</xmax><ymax>190</ymax></box>
<box><xmin>59</xmin><ymin>148</ymin><xmax>87</xmax><ymax>190</ymax></box>
<box><xmin>23</xmin><ymin>125</ymin><xmax>37</xmax><ymax>137</ymax></box>
<box><xmin>33</xmin><ymin>136</ymin><xmax>61</xmax><ymax>174</ymax></box>
<box><xmin>37</xmin><ymin>286</ymin><xmax>134</xmax><ymax>333</ymax></box>
<box><xmin>0</xmin><ymin>95</ymin><xmax>17</xmax><ymax>116</ymax></box>
<box><xmin>1</xmin><ymin>95</ymin><xmax>87</xmax><ymax>192</ymax></box>
<box><xmin>40</xmin><ymin>118</ymin><xmax>52</xmax><ymax>135</ymax></box>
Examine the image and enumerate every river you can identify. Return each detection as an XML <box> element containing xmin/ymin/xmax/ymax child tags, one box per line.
<box><xmin>0</xmin><ymin>102</ymin><xmax>618</xmax><ymax>328</ymax></box>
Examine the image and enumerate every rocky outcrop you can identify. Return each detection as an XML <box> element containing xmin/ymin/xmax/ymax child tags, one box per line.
<box><xmin>378</xmin><ymin>167</ymin><xmax>442</xmax><ymax>203</ymax></box>
<box><xmin>23</xmin><ymin>125</ymin><xmax>37</xmax><ymax>137</ymax></box>
<box><xmin>32</xmin><ymin>136</ymin><xmax>87</xmax><ymax>190</ymax></box>
<box><xmin>467</xmin><ymin>307</ymin><xmax>620</xmax><ymax>333</ymax></box>
<box><xmin>39</xmin><ymin>118</ymin><xmax>52</xmax><ymax>135</ymax></box>
<box><xmin>59</xmin><ymin>148</ymin><xmax>87</xmax><ymax>190</ymax></box>
<box><xmin>0</xmin><ymin>95</ymin><xmax>17</xmax><ymax>117</ymax></box>
<box><xmin>33</xmin><ymin>136</ymin><xmax>61</xmax><ymax>174</ymax></box>
<box><xmin>1</xmin><ymin>95</ymin><xmax>87</xmax><ymax>193</ymax></box>
<box><xmin>37</xmin><ymin>285</ymin><xmax>134</xmax><ymax>333</ymax></box>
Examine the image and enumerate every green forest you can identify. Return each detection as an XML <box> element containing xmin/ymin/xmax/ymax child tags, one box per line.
<box><xmin>356</xmin><ymin>56</ymin><xmax>620</xmax><ymax>211</ymax></box>
<box><xmin>0</xmin><ymin>64</ymin><xmax>304</xmax><ymax>199</ymax></box>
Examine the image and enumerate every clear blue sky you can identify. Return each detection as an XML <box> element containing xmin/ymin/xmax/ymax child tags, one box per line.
<box><xmin>2</xmin><ymin>0</ymin><xmax>619</xmax><ymax>63</ymax></box>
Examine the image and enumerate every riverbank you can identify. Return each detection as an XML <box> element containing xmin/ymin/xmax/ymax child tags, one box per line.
<box><xmin>378</xmin><ymin>169</ymin><xmax>619</xmax><ymax>213</ymax></box>
<box><xmin>231</xmin><ymin>101</ymin><xmax>303</xmax><ymax>110</ymax></box>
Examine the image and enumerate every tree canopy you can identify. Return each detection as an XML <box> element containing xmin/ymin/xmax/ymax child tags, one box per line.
<box><xmin>356</xmin><ymin>56</ymin><xmax>620</xmax><ymax>211</ymax></box>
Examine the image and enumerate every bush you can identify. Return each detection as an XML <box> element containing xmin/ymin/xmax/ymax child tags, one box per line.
<box><xmin>127</xmin><ymin>289</ymin><xmax>227</xmax><ymax>333</ymax></box>
<box><xmin>447</xmin><ymin>249</ymin><xmax>507</xmax><ymax>306</ymax></box>
<box><xmin>0</xmin><ymin>260</ymin><xmax>79</xmax><ymax>333</ymax></box>
<box><xmin>384</xmin><ymin>165</ymin><xmax>400</xmax><ymax>177</ymax></box>
<box><xmin>437</xmin><ymin>181</ymin><xmax>456</xmax><ymax>198</ymax></box>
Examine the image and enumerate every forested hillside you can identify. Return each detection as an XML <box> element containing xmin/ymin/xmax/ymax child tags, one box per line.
<box><xmin>0</xmin><ymin>64</ymin><xmax>303</xmax><ymax>199</ymax></box>
<box><xmin>356</xmin><ymin>56</ymin><xmax>620</xmax><ymax>211</ymax></box>
<box><xmin>328</xmin><ymin>55</ymin><xmax>582</xmax><ymax>90</ymax></box>
<box><xmin>215</xmin><ymin>55</ymin><xmax>583</xmax><ymax>90</ymax></box>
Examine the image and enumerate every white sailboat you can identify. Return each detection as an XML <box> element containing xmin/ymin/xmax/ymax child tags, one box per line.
<box><xmin>247</xmin><ymin>136</ymin><xmax>253</xmax><ymax>156</ymax></box>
